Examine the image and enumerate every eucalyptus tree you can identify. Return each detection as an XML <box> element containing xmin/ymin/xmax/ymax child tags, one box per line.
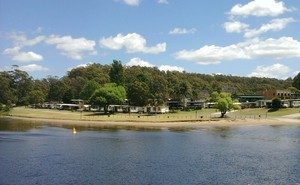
<box><xmin>109</xmin><ymin>60</ymin><xmax>124</xmax><ymax>85</ymax></box>
<box><xmin>0</xmin><ymin>71</ymin><xmax>15</xmax><ymax>104</ymax></box>
<box><xmin>8</xmin><ymin>69</ymin><xmax>33</xmax><ymax>105</ymax></box>
<box><xmin>127</xmin><ymin>81</ymin><xmax>150</xmax><ymax>106</ymax></box>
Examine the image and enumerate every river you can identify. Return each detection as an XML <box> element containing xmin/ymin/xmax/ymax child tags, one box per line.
<box><xmin>0</xmin><ymin>118</ymin><xmax>299</xmax><ymax>185</ymax></box>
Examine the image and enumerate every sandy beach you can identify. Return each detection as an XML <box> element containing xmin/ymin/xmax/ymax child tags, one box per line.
<box><xmin>3</xmin><ymin>115</ymin><xmax>300</xmax><ymax>129</ymax></box>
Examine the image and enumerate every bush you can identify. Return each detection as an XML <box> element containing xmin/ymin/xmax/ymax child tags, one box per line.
<box><xmin>272</xmin><ymin>97</ymin><xmax>281</xmax><ymax>109</ymax></box>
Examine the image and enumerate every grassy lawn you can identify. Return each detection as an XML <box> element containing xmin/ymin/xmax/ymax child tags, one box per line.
<box><xmin>10</xmin><ymin>107</ymin><xmax>218</xmax><ymax>122</ymax></box>
<box><xmin>229</xmin><ymin>108</ymin><xmax>300</xmax><ymax>117</ymax></box>
<box><xmin>9</xmin><ymin>107</ymin><xmax>300</xmax><ymax>122</ymax></box>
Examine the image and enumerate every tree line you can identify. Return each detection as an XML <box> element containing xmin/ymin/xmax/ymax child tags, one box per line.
<box><xmin>1</xmin><ymin>60</ymin><xmax>299</xmax><ymax>111</ymax></box>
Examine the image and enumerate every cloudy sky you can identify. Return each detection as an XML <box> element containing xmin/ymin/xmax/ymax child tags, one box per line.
<box><xmin>0</xmin><ymin>0</ymin><xmax>299</xmax><ymax>79</ymax></box>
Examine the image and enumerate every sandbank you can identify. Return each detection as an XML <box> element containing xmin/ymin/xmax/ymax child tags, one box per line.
<box><xmin>3</xmin><ymin>115</ymin><xmax>300</xmax><ymax>129</ymax></box>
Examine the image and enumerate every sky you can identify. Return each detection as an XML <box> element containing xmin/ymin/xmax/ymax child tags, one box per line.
<box><xmin>0</xmin><ymin>0</ymin><xmax>300</xmax><ymax>79</ymax></box>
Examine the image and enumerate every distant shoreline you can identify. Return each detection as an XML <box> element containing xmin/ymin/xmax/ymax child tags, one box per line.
<box><xmin>3</xmin><ymin>115</ymin><xmax>300</xmax><ymax>129</ymax></box>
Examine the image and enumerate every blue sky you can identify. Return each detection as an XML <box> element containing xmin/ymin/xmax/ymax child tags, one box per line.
<box><xmin>0</xmin><ymin>0</ymin><xmax>299</xmax><ymax>79</ymax></box>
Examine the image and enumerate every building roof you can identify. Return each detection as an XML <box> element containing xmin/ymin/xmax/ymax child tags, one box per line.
<box><xmin>237</xmin><ymin>95</ymin><xmax>264</xmax><ymax>98</ymax></box>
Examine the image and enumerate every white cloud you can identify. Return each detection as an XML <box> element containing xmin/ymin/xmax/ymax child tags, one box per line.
<box><xmin>174</xmin><ymin>37</ymin><xmax>300</xmax><ymax>64</ymax></box>
<box><xmin>174</xmin><ymin>44</ymin><xmax>248</xmax><ymax>65</ymax></box>
<box><xmin>45</xmin><ymin>35</ymin><xmax>97</xmax><ymax>60</ymax></box>
<box><xmin>229</xmin><ymin>0</ymin><xmax>292</xmax><ymax>17</ymax></box>
<box><xmin>100</xmin><ymin>33</ymin><xmax>166</xmax><ymax>54</ymax></box>
<box><xmin>158</xmin><ymin>0</ymin><xmax>169</xmax><ymax>4</ymax></box>
<box><xmin>68</xmin><ymin>62</ymin><xmax>94</xmax><ymax>71</ymax></box>
<box><xmin>9</xmin><ymin>33</ymin><xmax>45</xmax><ymax>47</ymax></box>
<box><xmin>159</xmin><ymin>65</ymin><xmax>184</xmax><ymax>72</ymax></box>
<box><xmin>224</xmin><ymin>21</ymin><xmax>249</xmax><ymax>33</ymax></box>
<box><xmin>2</xmin><ymin>46</ymin><xmax>43</xmax><ymax>62</ymax></box>
<box><xmin>169</xmin><ymin>28</ymin><xmax>197</xmax><ymax>35</ymax></box>
<box><xmin>121</xmin><ymin>0</ymin><xmax>140</xmax><ymax>6</ymax></box>
<box><xmin>12</xmin><ymin>51</ymin><xmax>43</xmax><ymax>62</ymax></box>
<box><xmin>248</xmin><ymin>63</ymin><xmax>290</xmax><ymax>79</ymax></box>
<box><xmin>125</xmin><ymin>57</ymin><xmax>184</xmax><ymax>72</ymax></box>
<box><xmin>245</xmin><ymin>37</ymin><xmax>300</xmax><ymax>59</ymax></box>
<box><xmin>19</xmin><ymin>64</ymin><xmax>49</xmax><ymax>72</ymax></box>
<box><xmin>244</xmin><ymin>17</ymin><xmax>295</xmax><ymax>38</ymax></box>
<box><xmin>125</xmin><ymin>57</ymin><xmax>155</xmax><ymax>67</ymax></box>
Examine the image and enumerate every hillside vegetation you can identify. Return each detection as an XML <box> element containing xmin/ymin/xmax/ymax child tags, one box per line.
<box><xmin>0</xmin><ymin>61</ymin><xmax>297</xmax><ymax>108</ymax></box>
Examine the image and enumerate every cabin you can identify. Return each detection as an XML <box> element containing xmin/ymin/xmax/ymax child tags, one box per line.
<box><xmin>57</xmin><ymin>103</ymin><xmax>80</xmax><ymax>110</ymax></box>
<box><xmin>144</xmin><ymin>106</ymin><xmax>169</xmax><ymax>114</ymax></box>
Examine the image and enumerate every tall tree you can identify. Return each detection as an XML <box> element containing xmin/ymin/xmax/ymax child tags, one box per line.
<box><xmin>27</xmin><ymin>90</ymin><xmax>46</xmax><ymax>105</ymax></box>
<box><xmin>109</xmin><ymin>60</ymin><xmax>124</xmax><ymax>85</ymax></box>
<box><xmin>80</xmin><ymin>80</ymin><xmax>100</xmax><ymax>101</ymax></box>
<box><xmin>0</xmin><ymin>71</ymin><xmax>15</xmax><ymax>104</ymax></box>
<box><xmin>127</xmin><ymin>81</ymin><xmax>150</xmax><ymax>106</ymax></box>
<box><xmin>9</xmin><ymin>69</ymin><xmax>33</xmax><ymax>105</ymax></box>
<box><xmin>178</xmin><ymin>81</ymin><xmax>192</xmax><ymax>107</ymax></box>
<box><xmin>47</xmin><ymin>76</ymin><xmax>68</xmax><ymax>102</ymax></box>
<box><xmin>89</xmin><ymin>83</ymin><xmax>126</xmax><ymax>113</ymax></box>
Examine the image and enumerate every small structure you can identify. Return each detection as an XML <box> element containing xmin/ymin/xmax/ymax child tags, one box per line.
<box><xmin>235</xmin><ymin>95</ymin><xmax>264</xmax><ymax>108</ymax></box>
<box><xmin>71</xmin><ymin>99</ymin><xmax>85</xmax><ymax>109</ymax></box>
<box><xmin>57</xmin><ymin>103</ymin><xmax>80</xmax><ymax>110</ymax></box>
<box><xmin>256</xmin><ymin>90</ymin><xmax>292</xmax><ymax>100</ymax></box>
<box><xmin>144</xmin><ymin>106</ymin><xmax>169</xmax><ymax>114</ymax></box>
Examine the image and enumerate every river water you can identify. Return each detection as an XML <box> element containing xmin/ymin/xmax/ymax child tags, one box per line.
<box><xmin>0</xmin><ymin>118</ymin><xmax>299</xmax><ymax>185</ymax></box>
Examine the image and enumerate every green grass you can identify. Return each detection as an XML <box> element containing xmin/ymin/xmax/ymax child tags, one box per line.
<box><xmin>10</xmin><ymin>107</ymin><xmax>218</xmax><ymax>122</ymax></box>
<box><xmin>10</xmin><ymin>107</ymin><xmax>299</xmax><ymax>122</ymax></box>
<box><xmin>229</xmin><ymin>108</ymin><xmax>300</xmax><ymax>117</ymax></box>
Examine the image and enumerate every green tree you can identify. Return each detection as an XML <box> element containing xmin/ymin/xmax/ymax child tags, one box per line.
<box><xmin>109</xmin><ymin>60</ymin><xmax>124</xmax><ymax>85</ymax></box>
<box><xmin>292</xmin><ymin>72</ymin><xmax>300</xmax><ymax>90</ymax></box>
<box><xmin>149</xmin><ymin>75</ymin><xmax>168</xmax><ymax>106</ymax></box>
<box><xmin>80</xmin><ymin>80</ymin><xmax>100</xmax><ymax>101</ymax></box>
<box><xmin>68</xmin><ymin>63</ymin><xmax>110</xmax><ymax>86</ymax></box>
<box><xmin>33</xmin><ymin>79</ymin><xmax>49</xmax><ymax>99</ymax></box>
<box><xmin>272</xmin><ymin>97</ymin><xmax>281</xmax><ymax>109</ymax></box>
<box><xmin>27</xmin><ymin>90</ymin><xmax>45</xmax><ymax>105</ymax></box>
<box><xmin>207</xmin><ymin>91</ymin><xmax>220</xmax><ymax>102</ymax></box>
<box><xmin>0</xmin><ymin>71</ymin><xmax>15</xmax><ymax>104</ymax></box>
<box><xmin>4</xmin><ymin>100</ymin><xmax>13</xmax><ymax>112</ymax></box>
<box><xmin>9</xmin><ymin>69</ymin><xmax>33</xmax><ymax>105</ymax></box>
<box><xmin>47</xmin><ymin>76</ymin><xmax>68</xmax><ymax>102</ymax></box>
<box><xmin>287</xmin><ymin>86</ymin><xmax>300</xmax><ymax>94</ymax></box>
<box><xmin>215</xmin><ymin>92</ymin><xmax>240</xmax><ymax>118</ymax></box>
<box><xmin>89</xmin><ymin>83</ymin><xmax>126</xmax><ymax>114</ymax></box>
<box><xmin>127</xmin><ymin>81</ymin><xmax>150</xmax><ymax>106</ymax></box>
<box><xmin>62</xmin><ymin>89</ymin><xmax>74</xmax><ymax>103</ymax></box>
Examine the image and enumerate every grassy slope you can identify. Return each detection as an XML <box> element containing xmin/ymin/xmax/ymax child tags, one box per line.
<box><xmin>10</xmin><ymin>107</ymin><xmax>300</xmax><ymax>122</ymax></box>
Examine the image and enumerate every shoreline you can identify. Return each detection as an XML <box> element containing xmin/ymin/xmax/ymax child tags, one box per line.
<box><xmin>2</xmin><ymin>115</ymin><xmax>300</xmax><ymax>129</ymax></box>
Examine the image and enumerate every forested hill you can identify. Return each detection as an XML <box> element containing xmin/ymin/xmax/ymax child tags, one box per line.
<box><xmin>0</xmin><ymin>61</ymin><xmax>296</xmax><ymax>106</ymax></box>
<box><xmin>67</xmin><ymin>62</ymin><xmax>293</xmax><ymax>96</ymax></box>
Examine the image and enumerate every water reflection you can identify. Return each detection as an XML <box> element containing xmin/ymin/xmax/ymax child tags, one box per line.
<box><xmin>0</xmin><ymin>118</ymin><xmax>43</xmax><ymax>131</ymax></box>
<box><xmin>0</xmin><ymin>118</ymin><xmax>300</xmax><ymax>185</ymax></box>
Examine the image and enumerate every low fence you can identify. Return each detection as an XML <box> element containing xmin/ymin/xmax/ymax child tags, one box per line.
<box><xmin>77</xmin><ymin>113</ymin><xmax>268</xmax><ymax>122</ymax></box>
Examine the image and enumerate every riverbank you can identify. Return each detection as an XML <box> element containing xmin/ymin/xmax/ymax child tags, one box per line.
<box><xmin>3</xmin><ymin>115</ymin><xmax>300</xmax><ymax>130</ymax></box>
<box><xmin>2</xmin><ymin>107</ymin><xmax>299</xmax><ymax>129</ymax></box>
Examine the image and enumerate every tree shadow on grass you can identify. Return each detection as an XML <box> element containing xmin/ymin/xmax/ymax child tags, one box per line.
<box><xmin>268</xmin><ymin>108</ymin><xmax>279</xmax><ymax>112</ymax></box>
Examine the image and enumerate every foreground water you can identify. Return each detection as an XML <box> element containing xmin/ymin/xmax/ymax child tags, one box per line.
<box><xmin>0</xmin><ymin>119</ymin><xmax>299</xmax><ymax>185</ymax></box>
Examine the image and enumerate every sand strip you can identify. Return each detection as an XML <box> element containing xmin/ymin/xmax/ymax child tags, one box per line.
<box><xmin>3</xmin><ymin>115</ymin><xmax>300</xmax><ymax>129</ymax></box>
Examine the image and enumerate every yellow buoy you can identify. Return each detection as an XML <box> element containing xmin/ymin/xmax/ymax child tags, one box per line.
<box><xmin>73</xmin><ymin>127</ymin><xmax>77</xmax><ymax>134</ymax></box>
